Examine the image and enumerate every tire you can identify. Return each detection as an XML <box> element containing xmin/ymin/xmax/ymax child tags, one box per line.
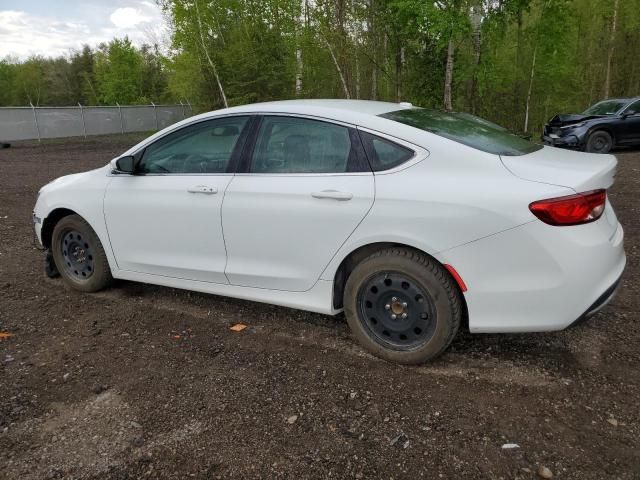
<box><xmin>51</xmin><ymin>214</ymin><xmax>113</xmax><ymax>292</ymax></box>
<box><xmin>585</xmin><ymin>130</ymin><xmax>613</xmax><ymax>154</ymax></box>
<box><xmin>343</xmin><ymin>248</ymin><xmax>462</xmax><ymax>364</ymax></box>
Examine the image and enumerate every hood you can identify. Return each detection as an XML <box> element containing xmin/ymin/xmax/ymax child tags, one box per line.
<box><xmin>547</xmin><ymin>114</ymin><xmax>603</xmax><ymax>126</ymax></box>
<box><xmin>40</xmin><ymin>165</ymin><xmax>111</xmax><ymax>193</ymax></box>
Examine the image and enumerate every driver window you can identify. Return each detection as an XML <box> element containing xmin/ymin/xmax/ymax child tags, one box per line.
<box><xmin>625</xmin><ymin>100</ymin><xmax>640</xmax><ymax>116</ymax></box>
<box><xmin>250</xmin><ymin>116</ymin><xmax>352</xmax><ymax>173</ymax></box>
<box><xmin>138</xmin><ymin>116</ymin><xmax>249</xmax><ymax>174</ymax></box>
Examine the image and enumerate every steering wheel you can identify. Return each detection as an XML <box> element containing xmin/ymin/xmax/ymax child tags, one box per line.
<box><xmin>182</xmin><ymin>154</ymin><xmax>210</xmax><ymax>173</ymax></box>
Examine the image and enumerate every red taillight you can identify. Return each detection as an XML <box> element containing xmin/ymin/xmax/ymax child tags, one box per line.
<box><xmin>529</xmin><ymin>189</ymin><xmax>606</xmax><ymax>226</ymax></box>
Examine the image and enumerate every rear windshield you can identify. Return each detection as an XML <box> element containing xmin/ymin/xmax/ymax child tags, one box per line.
<box><xmin>380</xmin><ymin>109</ymin><xmax>542</xmax><ymax>156</ymax></box>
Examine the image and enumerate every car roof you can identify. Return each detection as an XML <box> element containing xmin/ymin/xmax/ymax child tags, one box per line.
<box><xmin>120</xmin><ymin>100</ymin><xmax>421</xmax><ymax>158</ymax></box>
<box><xmin>596</xmin><ymin>97</ymin><xmax>640</xmax><ymax>103</ymax></box>
<box><xmin>193</xmin><ymin>99</ymin><xmax>413</xmax><ymax>126</ymax></box>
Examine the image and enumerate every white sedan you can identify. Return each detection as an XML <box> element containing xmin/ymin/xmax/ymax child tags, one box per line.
<box><xmin>33</xmin><ymin>100</ymin><xmax>626</xmax><ymax>364</ymax></box>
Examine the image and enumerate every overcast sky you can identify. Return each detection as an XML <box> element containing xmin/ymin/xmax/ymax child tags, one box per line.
<box><xmin>0</xmin><ymin>0</ymin><xmax>170</xmax><ymax>59</ymax></box>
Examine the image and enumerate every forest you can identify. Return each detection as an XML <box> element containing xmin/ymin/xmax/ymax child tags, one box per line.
<box><xmin>0</xmin><ymin>0</ymin><xmax>638</xmax><ymax>135</ymax></box>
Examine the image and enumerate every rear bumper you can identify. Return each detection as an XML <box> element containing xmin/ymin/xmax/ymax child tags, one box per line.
<box><xmin>439</xmin><ymin>211</ymin><xmax>625</xmax><ymax>333</ymax></box>
<box><xmin>568</xmin><ymin>274</ymin><xmax>622</xmax><ymax>328</ymax></box>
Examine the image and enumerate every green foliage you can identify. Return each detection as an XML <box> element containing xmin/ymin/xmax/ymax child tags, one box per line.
<box><xmin>0</xmin><ymin>39</ymin><xmax>173</xmax><ymax>106</ymax></box>
<box><xmin>1</xmin><ymin>0</ymin><xmax>639</xmax><ymax>137</ymax></box>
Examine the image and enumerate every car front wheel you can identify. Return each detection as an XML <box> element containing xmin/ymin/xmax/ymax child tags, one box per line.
<box><xmin>51</xmin><ymin>214</ymin><xmax>113</xmax><ymax>292</ymax></box>
<box><xmin>585</xmin><ymin>130</ymin><xmax>613</xmax><ymax>154</ymax></box>
<box><xmin>343</xmin><ymin>248</ymin><xmax>462</xmax><ymax>364</ymax></box>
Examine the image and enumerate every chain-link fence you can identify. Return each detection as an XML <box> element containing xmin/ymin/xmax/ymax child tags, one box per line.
<box><xmin>0</xmin><ymin>103</ymin><xmax>194</xmax><ymax>142</ymax></box>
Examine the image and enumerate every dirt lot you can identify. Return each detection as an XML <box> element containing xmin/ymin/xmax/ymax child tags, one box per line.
<box><xmin>0</xmin><ymin>135</ymin><xmax>639</xmax><ymax>479</ymax></box>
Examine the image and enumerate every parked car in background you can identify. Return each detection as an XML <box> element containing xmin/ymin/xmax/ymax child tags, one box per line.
<box><xmin>542</xmin><ymin>97</ymin><xmax>640</xmax><ymax>153</ymax></box>
<box><xmin>34</xmin><ymin>100</ymin><xmax>625</xmax><ymax>364</ymax></box>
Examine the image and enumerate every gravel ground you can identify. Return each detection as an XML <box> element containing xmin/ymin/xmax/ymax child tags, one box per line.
<box><xmin>0</xmin><ymin>135</ymin><xmax>639</xmax><ymax>479</ymax></box>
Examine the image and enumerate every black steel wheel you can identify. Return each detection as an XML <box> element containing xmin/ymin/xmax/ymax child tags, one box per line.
<box><xmin>586</xmin><ymin>130</ymin><xmax>613</xmax><ymax>154</ymax></box>
<box><xmin>51</xmin><ymin>214</ymin><xmax>113</xmax><ymax>292</ymax></box>
<box><xmin>344</xmin><ymin>248</ymin><xmax>463</xmax><ymax>364</ymax></box>
<box><xmin>358</xmin><ymin>272</ymin><xmax>437</xmax><ymax>350</ymax></box>
<box><xmin>60</xmin><ymin>230</ymin><xmax>95</xmax><ymax>280</ymax></box>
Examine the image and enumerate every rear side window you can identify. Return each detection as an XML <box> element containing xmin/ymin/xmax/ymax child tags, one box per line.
<box><xmin>360</xmin><ymin>132</ymin><xmax>414</xmax><ymax>171</ymax></box>
<box><xmin>251</xmin><ymin>116</ymin><xmax>356</xmax><ymax>174</ymax></box>
<box><xmin>380</xmin><ymin>109</ymin><xmax>542</xmax><ymax>156</ymax></box>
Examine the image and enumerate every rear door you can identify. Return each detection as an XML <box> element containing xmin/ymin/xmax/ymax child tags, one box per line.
<box><xmin>222</xmin><ymin>115</ymin><xmax>374</xmax><ymax>291</ymax></box>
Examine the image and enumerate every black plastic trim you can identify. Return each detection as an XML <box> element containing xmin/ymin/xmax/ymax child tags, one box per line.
<box><xmin>568</xmin><ymin>274</ymin><xmax>623</xmax><ymax>328</ymax></box>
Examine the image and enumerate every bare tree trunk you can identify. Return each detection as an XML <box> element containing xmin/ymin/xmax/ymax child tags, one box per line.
<box><xmin>395</xmin><ymin>44</ymin><xmax>402</xmax><ymax>102</ymax></box>
<box><xmin>603</xmin><ymin>0</ymin><xmax>619</xmax><ymax>99</ymax></box>
<box><xmin>524</xmin><ymin>45</ymin><xmax>538</xmax><ymax>133</ymax></box>
<box><xmin>322</xmin><ymin>33</ymin><xmax>351</xmax><ymax>99</ymax></box>
<box><xmin>195</xmin><ymin>0</ymin><xmax>228</xmax><ymax>107</ymax></box>
<box><xmin>295</xmin><ymin>48</ymin><xmax>303</xmax><ymax>95</ymax></box>
<box><xmin>295</xmin><ymin>0</ymin><xmax>305</xmax><ymax>95</ymax></box>
<box><xmin>443</xmin><ymin>37</ymin><xmax>455</xmax><ymax>111</ymax></box>
<box><xmin>369</xmin><ymin>0</ymin><xmax>377</xmax><ymax>100</ymax></box>
<box><xmin>469</xmin><ymin>7</ymin><xmax>482</xmax><ymax>115</ymax></box>
<box><xmin>372</xmin><ymin>66</ymin><xmax>377</xmax><ymax>100</ymax></box>
<box><xmin>355</xmin><ymin>53</ymin><xmax>361</xmax><ymax>99</ymax></box>
<box><xmin>352</xmin><ymin>0</ymin><xmax>361</xmax><ymax>99</ymax></box>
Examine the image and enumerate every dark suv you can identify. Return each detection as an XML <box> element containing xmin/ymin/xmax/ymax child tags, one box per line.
<box><xmin>542</xmin><ymin>97</ymin><xmax>640</xmax><ymax>153</ymax></box>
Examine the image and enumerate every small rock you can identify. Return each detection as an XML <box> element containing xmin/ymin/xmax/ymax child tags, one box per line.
<box><xmin>607</xmin><ymin>418</ymin><xmax>618</xmax><ymax>427</ymax></box>
<box><xmin>92</xmin><ymin>384</ymin><xmax>108</xmax><ymax>394</ymax></box>
<box><xmin>502</xmin><ymin>443</ymin><xmax>520</xmax><ymax>449</ymax></box>
<box><xmin>286</xmin><ymin>415</ymin><xmax>298</xmax><ymax>424</ymax></box>
<box><xmin>130</xmin><ymin>421</ymin><xmax>142</xmax><ymax>428</ymax></box>
<box><xmin>538</xmin><ymin>466</ymin><xmax>553</xmax><ymax>479</ymax></box>
<box><xmin>63</xmin><ymin>373</ymin><xmax>70</xmax><ymax>381</ymax></box>
<box><xmin>390</xmin><ymin>434</ymin><xmax>409</xmax><ymax>448</ymax></box>
<box><xmin>355</xmin><ymin>473</ymin><xmax>364</xmax><ymax>479</ymax></box>
<box><xmin>131</xmin><ymin>436</ymin><xmax>144</xmax><ymax>448</ymax></box>
<box><xmin>522</xmin><ymin>467</ymin><xmax>532</xmax><ymax>473</ymax></box>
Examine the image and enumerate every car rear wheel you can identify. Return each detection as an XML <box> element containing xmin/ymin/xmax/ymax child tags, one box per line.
<box><xmin>51</xmin><ymin>214</ymin><xmax>113</xmax><ymax>292</ymax></box>
<box><xmin>343</xmin><ymin>248</ymin><xmax>462</xmax><ymax>364</ymax></box>
<box><xmin>585</xmin><ymin>130</ymin><xmax>613</xmax><ymax>154</ymax></box>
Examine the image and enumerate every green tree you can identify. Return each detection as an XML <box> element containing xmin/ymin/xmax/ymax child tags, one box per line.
<box><xmin>94</xmin><ymin>37</ymin><xmax>144</xmax><ymax>104</ymax></box>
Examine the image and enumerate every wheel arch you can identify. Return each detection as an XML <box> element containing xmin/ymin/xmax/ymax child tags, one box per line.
<box><xmin>41</xmin><ymin>207</ymin><xmax>78</xmax><ymax>249</ymax></box>
<box><xmin>586</xmin><ymin>125</ymin><xmax>616</xmax><ymax>145</ymax></box>
<box><xmin>331</xmin><ymin>242</ymin><xmax>469</xmax><ymax>329</ymax></box>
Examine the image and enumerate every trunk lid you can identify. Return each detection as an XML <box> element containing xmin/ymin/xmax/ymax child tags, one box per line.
<box><xmin>500</xmin><ymin>146</ymin><xmax>617</xmax><ymax>192</ymax></box>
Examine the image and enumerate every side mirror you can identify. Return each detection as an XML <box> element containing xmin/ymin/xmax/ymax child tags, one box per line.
<box><xmin>110</xmin><ymin>155</ymin><xmax>136</xmax><ymax>174</ymax></box>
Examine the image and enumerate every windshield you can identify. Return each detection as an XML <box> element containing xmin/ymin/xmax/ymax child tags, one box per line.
<box><xmin>583</xmin><ymin>100</ymin><xmax>627</xmax><ymax>116</ymax></box>
<box><xmin>380</xmin><ymin>109</ymin><xmax>542</xmax><ymax>156</ymax></box>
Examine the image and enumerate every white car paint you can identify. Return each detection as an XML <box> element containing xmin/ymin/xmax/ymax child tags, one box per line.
<box><xmin>104</xmin><ymin>174</ymin><xmax>233</xmax><ymax>283</ymax></box>
<box><xmin>34</xmin><ymin>99</ymin><xmax>625</xmax><ymax>332</ymax></box>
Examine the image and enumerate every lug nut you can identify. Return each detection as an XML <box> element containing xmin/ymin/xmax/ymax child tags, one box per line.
<box><xmin>385</xmin><ymin>304</ymin><xmax>391</xmax><ymax>310</ymax></box>
<box><xmin>401</xmin><ymin>313</ymin><xmax>408</xmax><ymax>319</ymax></box>
<box><xmin>392</xmin><ymin>297</ymin><xmax>397</xmax><ymax>302</ymax></box>
<box><xmin>402</xmin><ymin>302</ymin><xmax>407</xmax><ymax>308</ymax></box>
<box><xmin>391</xmin><ymin>314</ymin><xmax>397</xmax><ymax>320</ymax></box>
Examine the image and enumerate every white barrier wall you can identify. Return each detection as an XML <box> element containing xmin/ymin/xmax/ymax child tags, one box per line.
<box><xmin>0</xmin><ymin>104</ymin><xmax>193</xmax><ymax>142</ymax></box>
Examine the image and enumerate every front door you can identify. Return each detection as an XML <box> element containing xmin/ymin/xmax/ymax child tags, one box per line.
<box><xmin>222</xmin><ymin>115</ymin><xmax>375</xmax><ymax>292</ymax></box>
<box><xmin>104</xmin><ymin>116</ymin><xmax>250</xmax><ymax>283</ymax></box>
<box><xmin>619</xmin><ymin>100</ymin><xmax>640</xmax><ymax>144</ymax></box>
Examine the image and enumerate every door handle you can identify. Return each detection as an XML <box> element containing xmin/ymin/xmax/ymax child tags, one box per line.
<box><xmin>187</xmin><ymin>185</ymin><xmax>218</xmax><ymax>194</ymax></box>
<box><xmin>311</xmin><ymin>190</ymin><xmax>353</xmax><ymax>201</ymax></box>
